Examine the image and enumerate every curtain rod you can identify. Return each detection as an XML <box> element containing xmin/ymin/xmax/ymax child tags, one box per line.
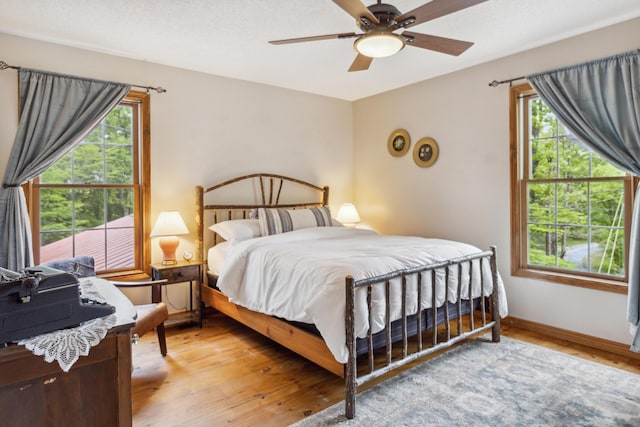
<box><xmin>488</xmin><ymin>76</ymin><xmax>526</xmax><ymax>87</ymax></box>
<box><xmin>0</xmin><ymin>60</ymin><xmax>166</xmax><ymax>94</ymax></box>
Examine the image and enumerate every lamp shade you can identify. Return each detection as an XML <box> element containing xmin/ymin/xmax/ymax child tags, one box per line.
<box><xmin>150</xmin><ymin>211</ymin><xmax>189</xmax><ymax>237</ymax></box>
<box><xmin>337</xmin><ymin>203</ymin><xmax>361</xmax><ymax>226</ymax></box>
<box><xmin>150</xmin><ymin>211</ymin><xmax>189</xmax><ymax>265</ymax></box>
<box><xmin>354</xmin><ymin>32</ymin><xmax>405</xmax><ymax>58</ymax></box>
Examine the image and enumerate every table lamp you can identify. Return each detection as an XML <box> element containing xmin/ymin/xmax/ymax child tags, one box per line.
<box><xmin>150</xmin><ymin>210</ymin><xmax>189</xmax><ymax>265</ymax></box>
<box><xmin>337</xmin><ymin>203</ymin><xmax>361</xmax><ymax>228</ymax></box>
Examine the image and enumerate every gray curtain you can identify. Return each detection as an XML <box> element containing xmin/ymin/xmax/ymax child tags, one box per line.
<box><xmin>527</xmin><ymin>49</ymin><xmax>640</xmax><ymax>351</ymax></box>
<box><xmin>0</xmin><ymin>69</ymin><xmax>130</xmax><ymax>270</ymax></box>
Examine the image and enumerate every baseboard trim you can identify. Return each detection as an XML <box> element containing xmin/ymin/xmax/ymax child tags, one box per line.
<box><xmin>502</xmin><ymin>316</ymin><xmax>640</xmax><ymax>361</ymax></box>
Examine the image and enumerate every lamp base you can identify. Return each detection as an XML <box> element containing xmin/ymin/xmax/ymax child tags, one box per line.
<box><xmin>158</xmin><ymin>236</ymin><xmax>180</xmax><ymax>265</ymax></box>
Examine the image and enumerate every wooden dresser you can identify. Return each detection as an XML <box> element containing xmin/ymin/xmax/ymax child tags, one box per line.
<box><xmin>0</xmin><ymin>281</ymin><xmax>136</xmax><ymax>427</ymax></box>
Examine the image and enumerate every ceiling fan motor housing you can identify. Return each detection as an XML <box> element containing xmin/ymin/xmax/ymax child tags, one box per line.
<box><xmin>359</xmin><ymin>3</ymin><xmax>402</xmax><ymax>31</ymax></box>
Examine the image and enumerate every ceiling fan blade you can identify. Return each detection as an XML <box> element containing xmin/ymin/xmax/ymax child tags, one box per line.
<box><xmin>397</xmin><ymin>0</ymin><xmax>488</xmax><ymax>29</ymax></box>
<box><xmin>403</xmin><ymin>31</ymin><xmax>474</xmax><ymax>56</ymax></box>
<box><xmin>348</xmin><ymin>54</ymin><xmax>373</xmax><ymax>72</ymax></box>
<box><xmin>332</xmin><ymin>0</ymin><xmax>379</xmax><ymax>24</ymax></box>
<box><xmin>269</xmin><ymin>32</ymin><xmax>358</xmax><ymax>45</ymax></box>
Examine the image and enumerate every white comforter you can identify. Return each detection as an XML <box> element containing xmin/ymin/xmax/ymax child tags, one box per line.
<box><xmin>216</xmin><ymin>227</ymin><xmax>508</xmax><ymax>363</ymax></box>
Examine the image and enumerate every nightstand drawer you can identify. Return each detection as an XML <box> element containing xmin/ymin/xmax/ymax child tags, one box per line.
<box><xmin>154</xmin><ymin>264</ymin><xmax>200</xmax><ymax>282</ymax></box>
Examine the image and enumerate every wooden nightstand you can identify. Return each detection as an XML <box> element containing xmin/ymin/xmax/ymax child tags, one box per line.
<box><xmin>150</xmin><ymin>261</ymin><xmax>202</xmax><ymax>328</ymax></box>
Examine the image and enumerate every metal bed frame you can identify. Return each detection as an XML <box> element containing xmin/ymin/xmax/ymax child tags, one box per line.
<box><xmin>196</xmin><ymin>173</ymin><xmax>500</xmax><ymax>419</ymax></box>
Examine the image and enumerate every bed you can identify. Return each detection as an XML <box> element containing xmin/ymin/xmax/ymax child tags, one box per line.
<box><xmin>195</xmin><ymin>173</ymin><xmax>507</xmax><ymax>419</ymax></box>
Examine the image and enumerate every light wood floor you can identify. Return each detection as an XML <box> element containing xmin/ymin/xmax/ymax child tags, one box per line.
<box><xmin>131</xmin><ymin>313</ymin><xmax>640</xmax><ymax>427</ymax></box>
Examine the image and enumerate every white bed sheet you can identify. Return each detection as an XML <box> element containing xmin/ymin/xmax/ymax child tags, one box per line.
<box><xmin>207</xmin><ymin>242</ymin><xmax>232</xmax><ymax>276</ymax></box>
<box><xmin>216</xmin><ymin>227</ymin><xmax>508</xmax><ymax>364</ymax></box>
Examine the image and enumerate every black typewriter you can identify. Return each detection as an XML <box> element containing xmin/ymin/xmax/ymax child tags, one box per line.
<box><xmin>0</xmin><ymin>267</ymin><xmax>115</xmax><ymax>345</ymax></box>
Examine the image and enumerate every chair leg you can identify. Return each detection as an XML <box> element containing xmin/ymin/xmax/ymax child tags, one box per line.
<box><xmin>156</xmin><ymin>323</ymin><xmax>167</xmax><ymax>356</ymax></box>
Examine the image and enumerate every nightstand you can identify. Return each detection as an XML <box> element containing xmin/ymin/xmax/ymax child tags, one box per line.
<box><xmin>150</xmin><ymin>260</ymin><xmax>202</xmax><ymax>328</ymax></box>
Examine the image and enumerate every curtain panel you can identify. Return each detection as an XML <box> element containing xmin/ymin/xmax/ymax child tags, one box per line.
<box><xmin>528</xmin><ymin>50</ymin><xmax>640</xmax><ymax>351</ymax></box>
<box><xmin>0</xmin><ymin>69</ymin><xmax>130</xmax><ymax>270</ymax></box>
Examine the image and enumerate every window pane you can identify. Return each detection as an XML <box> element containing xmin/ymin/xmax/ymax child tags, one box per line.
<box><xmin>75</xmin><ymin>188</ymin><xmax>106</xmax><ymax>229</ymax></box>
<box><xmin>558</xmin><ymin>136</ymin><xmax>591</xmax><ymax>178</ymax></box>
<box><xmin>40</xmin><ymin>231</ymin><xmax>73</xmax><ymax>262</ymax></box>
<box><xmin>592</xmin><ymin>152</ymin><xmax>625</xmax><ymax>178</ymax></box>
<box><xmin>106</xmin><ymin>145</ymin><xmax>133</xmax><ymax>184</ymax></box>
<box><xmin>85</xmin><ymin>121</ymin><xmax>105</xmax><ymax>143</ymax></box>
<box><xmin>72</xmin><ymin>143</ymin><xmax>105</xmax><ymax>184</ymax></box>
<box><xmin>527</xmin><ymin>182</ymin><xmax>555</xmax><ymax>224</ymax></box>
<box><xmin>557</xmin><ymin>182</ymin><xmax>587</xmax><ymax>226</ymax></box>
<box><xmin>40</xmin><ymin>151</ymin><xmax>72</xmax><ymax>184</ymax></box>
<box><xmin>591</xmin><ymin>227</ymin><xmax>625</xmax><ymax>277</ymax></box>
<box><xmin>106</xmin><ymin>226</ymin><xmax>134</xmax><ymax>270</ymax></box>
<box><xmin>106</xmin><ymin>188</ymin><xmax>134</xmax><ymax>222</ymax></box>
<box><xmin>560</xmin><ymin>226</ymin><xmax>589</xmax><ymax>272</ymax></box>
<box><xmin>75</xmin><ymin>229</ymin><xmax>105</xmax><ymax>267</ymax></box>
<box><xmin>530</xmin><ymin>98</ymin><xmax>558</xmax><ymax>138</ymax></box>
<box><xmin>591</xmin><ymin>181</ymin><xmax>624</xmax><ymax>227</ymax></box>
<box><xmin>105</xmin><ymin>105</ymin><xmax>132</xmax><ymax>145</ymax></box>
<box><xmin>530</xmin><ymin>138</ymin><xmax>557</xmax><ymax>179</ymax></box>
<box><xmin>556</xmin><ymin>119</ymin><xmax>570</xmax><ymax>136</ymax></box>
<box><xmin>39</xmin><ymin>188</ymin><xmax>72</xmax><ymax>235</ymax></box>
<box><xmin>105</xmin><ymin>189</ymin><xmax>135</xmax><ymax>270</ymax></box>
<box><xmin>527</xmin><ymin>225</ymin><xmax>558</xmax><ymax>268</ymax></box>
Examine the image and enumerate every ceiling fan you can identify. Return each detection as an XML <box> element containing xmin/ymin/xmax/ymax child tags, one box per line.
<box><xmin>269</xmin><ymin>0</ymin><xmax>488</xmax><ymax>72</ymax></box>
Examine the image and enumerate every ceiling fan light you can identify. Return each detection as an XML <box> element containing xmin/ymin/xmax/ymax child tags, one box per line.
<box><xmin>354</xmin><ymin>32</ymin><xmax>404</xmax><ymax>58</ymax></box>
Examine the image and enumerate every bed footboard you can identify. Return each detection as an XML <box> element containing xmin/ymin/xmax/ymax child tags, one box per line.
<box><xmin>344</xmin><ymin>246</ymin><xmax>500</xmax><ymax>419</ymax></box>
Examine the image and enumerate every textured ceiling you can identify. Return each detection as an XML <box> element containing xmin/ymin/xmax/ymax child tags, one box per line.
<box><xmin>1</xmin><ymin>0</ymin><xmax>640</xmax><ymax>100</ymax></box>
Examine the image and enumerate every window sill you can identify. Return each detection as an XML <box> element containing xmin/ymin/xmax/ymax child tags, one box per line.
<box><xmin>512</xmin><ymin>267</ymin><xmax>628</xmax><ymax>295</ymax></box>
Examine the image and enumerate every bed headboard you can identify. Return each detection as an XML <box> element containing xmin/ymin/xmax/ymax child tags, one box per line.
<box><xmin>195</xmin><ymin>173</ymin><xmax>329</xmax><ymax>261</ymax></box>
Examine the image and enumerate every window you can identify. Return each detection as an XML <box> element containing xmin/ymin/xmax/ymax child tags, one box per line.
<box><xmin>29</xmin><ymin>91</ymin><xmax>151</xmax><ymax>278</ymax></box>
<box><xmin>510</xmin><ymin>83</ymin><xmax>633</xmax><ymax>293</ymax></box>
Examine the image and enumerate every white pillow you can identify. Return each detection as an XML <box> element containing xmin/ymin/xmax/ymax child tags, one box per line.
<box><xmin>209</xmin><ymin>219</ymin><xmax>261</xmax><ymax>244</ymax></box>
<box><xmin>258</xmin><ymin>206</ymin><xmax>332</xmax><ymax>236</ymax></box>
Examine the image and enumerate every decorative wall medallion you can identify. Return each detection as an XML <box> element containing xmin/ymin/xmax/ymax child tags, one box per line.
<box><xmin>413</xmin><ymin>137</ymin><xmax>439</xmax><ymax>168</ymax></box>
<box><xmin>387</xmin><ymin>129</ymin><xmax>410</xmax><ymax>157</ymax></box>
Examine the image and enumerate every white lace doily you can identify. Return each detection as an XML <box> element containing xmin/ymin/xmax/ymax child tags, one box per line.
<box><xmin>17</xmin><ymin>279</ymin><xmax>118</xmax><ymax>372</ymax></box>
<box><xmin>78</xmin><ymin>277</ymin><xmax>108</xmax><ymax>304</ymax></box>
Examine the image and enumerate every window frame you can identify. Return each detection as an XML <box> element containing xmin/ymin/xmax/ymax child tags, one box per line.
<box><xmin>28</xmin><ymin>90</ymin><xmax>151</xmax><ymax>280</ymax></box>
<box><xmin>510</xmin><ymin>83</ymin><xmax>633</xmax><ymax>295</ymax></box>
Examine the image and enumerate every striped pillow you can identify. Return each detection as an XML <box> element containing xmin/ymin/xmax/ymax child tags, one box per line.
<box><xmin>258</xmin><ymin>207</ymin><xmax>332</xmax><ymax>236</ymax></box>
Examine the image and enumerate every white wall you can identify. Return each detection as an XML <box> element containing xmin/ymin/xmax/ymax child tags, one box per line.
<box><xmin>0</xmin><ymin>33</ymin><xmax>354</xmax><ymax>307</ymax></box>
<box><xmin>352</xmin><ymin>17</ymin><xmax>640</xmax><ymax>345</ymax></box>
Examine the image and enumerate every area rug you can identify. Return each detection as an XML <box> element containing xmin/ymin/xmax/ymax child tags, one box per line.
<box><xmin>290</xmin><ymin>336</ymin><xmax>640</xmax><ymax>426</ymax></box>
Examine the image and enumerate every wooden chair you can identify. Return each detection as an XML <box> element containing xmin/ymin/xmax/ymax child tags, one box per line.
<box><xmin>111</xmin><ymin>279</ymin><xmax>169</xmax><ymax>356</ymax></box>
<box><xmin>39</xmin><ymin>256</ymin><xmax>169</xmax><ymax>356</ymax></box>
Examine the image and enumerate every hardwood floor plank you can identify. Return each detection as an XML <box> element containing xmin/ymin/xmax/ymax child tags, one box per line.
<box><xmin>132</xmin><ymin>313</ymin><xmax>640</xmax><ymax>426</ymax></box>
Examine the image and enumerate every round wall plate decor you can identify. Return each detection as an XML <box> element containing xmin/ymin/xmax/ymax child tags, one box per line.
<box><xmin>413</xmin><ymin>137</ymin><xmax>439</xmax><ymax>168</ymax></box>
<box><xmin>387</xmin><ymin>129</ymin><xmax>410</xmax><ymax>157</ymax></box>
